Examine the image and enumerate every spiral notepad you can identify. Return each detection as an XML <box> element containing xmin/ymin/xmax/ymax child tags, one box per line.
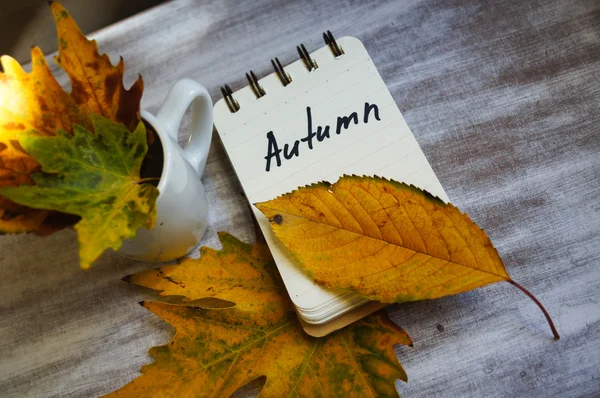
<box><xmin>214</xmin><ymin>33</ymin><xmax>448</xmax><ymax>332</ymax></box>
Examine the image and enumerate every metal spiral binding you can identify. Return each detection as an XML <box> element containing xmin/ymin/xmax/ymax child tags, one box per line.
<box><xmin>220</xmin><ymin>31</ymin><xmax>342</xmax><ymax>113</ymax></box>
<box><xmin>323</xmin><ymin>30</ymin><xmax>344</xmax><ymax>57</ymax></box>
<box><xmin>271</xmin><ymin>57</ymin><xmax>292</xmax><ymax>86</ymax></box>
<box><xmin>220</xmin><ymin>84</ymin><xmax>240</xmax><ymax>113</ymax></box>
<box><xmin>246</xmin><ymin>71</ymin><xmax>266</xmax><ymax>98</ymax></box>
<box><xmin>297</xmin><ymin>43</ymin><xmax>318</xmax><ymax>71</ymax></box>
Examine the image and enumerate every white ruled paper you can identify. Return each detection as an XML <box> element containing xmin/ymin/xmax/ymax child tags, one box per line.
<box><xmin>214</xmin><ymin>37</ymin><xmax>448</xmax><ymax>324</ymax></box>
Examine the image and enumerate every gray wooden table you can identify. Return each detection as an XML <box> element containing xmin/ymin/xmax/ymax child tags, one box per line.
<box><xmin>1</xmin><ymin>0</ymin><xmax>599</xmax><ymax>396</ymax></box>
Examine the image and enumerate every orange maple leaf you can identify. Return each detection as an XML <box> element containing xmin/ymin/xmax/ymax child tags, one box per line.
<box><xmin>0</xmin><ymin>1</ymin><xmax>144</xmax><ymax>234</ymax></box>
<box><xmin>0</xmin><ymin>48</ymin><xmax>86</xmax><ymax>233</ymax></box>
<box><xmin>50</xmin><ymin>1</ymin><xmax>143</xmax><ymax>132</ymax></box>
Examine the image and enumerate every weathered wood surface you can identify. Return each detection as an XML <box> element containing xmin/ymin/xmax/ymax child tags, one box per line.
<box><xmin>1</xmin><ymin>0</ymin><xmax>599</xmax><ymax>396</ymax></box>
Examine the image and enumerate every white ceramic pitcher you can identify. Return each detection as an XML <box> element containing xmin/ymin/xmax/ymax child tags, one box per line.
<box><xmin>119</xmin><ymin>78</ymin><xmax>213</xmax><ymax>262</ymax></box>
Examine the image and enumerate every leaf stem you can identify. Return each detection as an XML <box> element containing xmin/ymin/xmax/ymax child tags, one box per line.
<box><xmin>507</xmin><ymin>279</ymin><xmax>560</xmax><ymax>340</ymax></box>
<box><xmin>135</xmin><ymin>177</ymin><xmax>160</xmax><ymax>184</ymax></box>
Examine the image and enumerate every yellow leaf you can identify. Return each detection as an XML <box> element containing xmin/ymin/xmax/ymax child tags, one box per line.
<box><xmin>50</xmin><ymin>1</ymin><xmax>143</xmax><ymax>132</ymax></box>
<box><xmin>109</xmin><ymin>233</ymin><xmax>412</xmax><ymax>397</ymax></box>
<box><xmin>125</xmin><ymin>232</ymin><xmax>287</xmax><ymax>326</ymax></box>
<box><xmin>256</xmin><ymin>175</ymin><xmax>509</xmax><ymax>303</ymax></box>
<box><xmin>0</xmin><ymin>47</ymin><xmax>85</xmax><ymax>186</ymax></box>
<box><xmin>0</xmin><ymin>47</ymin><xmax>86</xmax><ymax>233</ymax></box>
<box><xmin>256</xmin><ymin>175</ymin><xmax>560</xmax><ymax>339</ymax></box>
<box><xmin>0</xmin><ymin>198</ymin><xmax>47</xmax><ymax>234</ymax></box>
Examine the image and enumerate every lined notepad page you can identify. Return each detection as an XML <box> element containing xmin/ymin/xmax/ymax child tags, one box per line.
<box><xmin>214</xmin><ymin>37</ymin><xmax>448</xmax><ymax>324</ymax></box>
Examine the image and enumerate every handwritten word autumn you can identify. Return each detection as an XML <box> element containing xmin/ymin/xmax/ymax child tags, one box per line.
<box><xmin>264</xmin><ymin>103</ymin><xmax>381</xmax><ymax>172</ymax></box>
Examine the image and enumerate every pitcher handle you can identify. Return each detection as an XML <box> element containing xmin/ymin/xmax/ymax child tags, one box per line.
<box><xmin>155</xmin><ymin>78</ymin><xmax>213</xmax><ymax>174</ymax></box>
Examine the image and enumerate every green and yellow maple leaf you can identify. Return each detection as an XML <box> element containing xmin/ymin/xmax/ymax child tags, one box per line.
<box><xmin>0</xmin><ymin>114</ymin><xmax>158</xmax><ymax>268</ymax></box>
<box><xmin>0</xmin><ymin>1</ymin><xmax>144</xmax><ymax>234</ymax></box>
<box><xmin>108</xmin><ymin>233</ymin><xmax>412</xmax><ymax>397</ymax></box>
<box><xmin>256</xmin><ymin>175</ymin><xmax>559</xmax><ymax>339</ymax></box>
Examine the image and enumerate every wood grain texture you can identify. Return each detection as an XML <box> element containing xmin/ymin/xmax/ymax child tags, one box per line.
<box><xmin>1</xmin><ymin>0</ymin><xmax>599</xmax><ymax>396</ymax></box>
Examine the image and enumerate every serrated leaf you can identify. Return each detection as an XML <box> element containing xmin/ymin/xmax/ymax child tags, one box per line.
<box><xmin>108</xmin><ymin>233</ymin><xmax>412</xmax><ymax>397</ymax></box>
<box><xmin>0</xmin><ymin>114</ymin><xmax>158</xmax><ymax>268</ymax></box>
<box><xmin>256</xmin><ymin>175</ymin><xmax>510</xmax><ymax>303</ymax></box>
<box><xmin>50</xmin><ymin>1</ymin><xmax>143</xmax><ymax>132</ymax></box>
<box><xmin>125</xmin><ymin>232</ymin><xmax>286</xmax><ymax>325</ymax></box>
<box><xmin>0</xmin><ymin>198</ymin><xmax>48</xmax><ymax>234</ymax></box>
<box><xmin>0</xmin><ymin>47</ymin><xmax>88</xmax><ymax>233</ymax></box>
<box><xmin>0</xmin><ymin>1</ymin><xmax>145</xmax><ymax>234</ymax></box>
